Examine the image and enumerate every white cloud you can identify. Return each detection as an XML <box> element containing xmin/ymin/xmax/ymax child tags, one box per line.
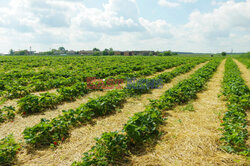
<box><xmin>0</xmin><ymin>0</ymin><xmax>147</xmax><ymax>52</ymax></box>
<box><xmin>186</xmin><ymin>1</ymin><xmax>250</xmax><ymax>36</ymax></box>
<box><xmin>176</xmin><ymin>0</ymin><xmax>250</xmax><ymax>52</ymax></box>
<box><xmin>139</xmin><ymin>18</ymin><xmax>172</xmax><ymax>39</ymax></box>
<box><xmin>158</xmin><ymin>0</ymin><xmax>197</xmax><ymax>8</ymax></box>
<box><xmin>158</xmin><ymin>0</ymin><xmax>180</xmax><ymax>7</ymax></box>
<box><xmin>179</xmin><ymin>0</ymin><xmax>197</xmax><ymax>3</ymax></box>
<box><xmin>0</xmin><ymin>0</ymin><xmax>250</xmax><ymax>53</ymax></box>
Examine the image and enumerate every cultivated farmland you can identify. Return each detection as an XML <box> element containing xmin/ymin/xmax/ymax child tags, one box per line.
<box><xmin>0</xmin><ymin>55</ymin><xmax>249</xmax><ymax>166</ymax></box>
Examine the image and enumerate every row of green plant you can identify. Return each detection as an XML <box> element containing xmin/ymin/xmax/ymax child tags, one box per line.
<box><xmin>1</xmin><ymin>75</ymin><xmax>86</xmax><ymax>99</ymax></box>
<box><xmin>18</xmin><ymin>82</ymin><xmax>88</xmax><ymax>115</ymax></box>
<box><xmin>0</xmin><ymin>57</ymin><xmax>190</xmax><ymax>99</ymax></box>
<box><xmin>220</xmin><ymin>58</ymin><xmax>249</xmax><ymax>156</ymax></box>
<box><xmin>72</xmin><ymin>107</ymin><xmax>164</xmax><ymax>166</ymax></box>
<box><xmin>22</xmin><ymin>59</ymin><xmax>206</xmax><ymax>147</ymax></box>
<box><xmin>23</xmin><ymin>90</ymin><xmax>127</xmax><ymax>147</ymax></box>
<box><xmin>0</xmin><ymin>58</ymin><xmax>209</xmax><ymax>165</ymax></box>
<box><xmin>15</xmin><ymin>59</ymin><xmax>196</xmax><ymax>116</ymax></box>
<box><xmin>151</xmin><ymin>59</ymin><xmax>221</xmax><ymax>110</ymax></box>
<box><xmin>0</xmin><ymin>56</ymin><xmax>189</xmax><ymax>97</ymax></box>
<box><xmin>72</xmin><ymin>59</ymin><xmax>221</xmax><ymax>165</ymax></box>
<box><xmin>0</xmin><ymin>58</ymin><xmax>204</xmax><ymax>125</ymax></box>
<box><xmin>125</xmin><ymin>60</ymin><xmax>205</xmax><ymax>96</ymax></box>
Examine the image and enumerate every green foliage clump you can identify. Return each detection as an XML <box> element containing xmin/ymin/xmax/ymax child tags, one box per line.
<box><xmin>0</xmin><ymin>106</ymin><xmax>16</xmax><ymax>123</ymax></box>
<box><xmin>0</xmin><ymin>135</ymin><xmax>20</xmax><ymax>165</ymax></box>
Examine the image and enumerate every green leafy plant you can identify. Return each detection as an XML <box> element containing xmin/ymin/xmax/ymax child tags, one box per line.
<box><xmin>18</xmin><ymin>83</ymin><xmax>88</xmax><ymax>115</ymax></box>
<box><xmin>123</xmin><ymin>108</ymin><xmax>164</xmax><ymax>145</ymax></box>
<box><xmin>72</xmin><ymin>132</ymin><xmax>128</xmax><ymax>166</ymax></box>
<box><xmin>23</xmin><ymin>118</ymin><xmax>70</xmax><ymax>147</ymax></box>
<box><xmin>0</xmin><ymin>106</ymin><xmax>16</xmax><ymax>123</ymax></box>
<box><xmin>18</xmin><ymin>95</ymin><xmax>41</xmax><ymax>115</ymax></box>
<box><xmin>0</xmin><ymin>135</ymin><xmax>20</xmax><ymax>165</ymax></box>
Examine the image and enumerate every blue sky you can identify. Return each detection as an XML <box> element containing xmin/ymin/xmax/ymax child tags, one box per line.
<box><xmin>0</xmin><ymin>0</ymin><xmax>250</xmax><ymax>53</ymax></box>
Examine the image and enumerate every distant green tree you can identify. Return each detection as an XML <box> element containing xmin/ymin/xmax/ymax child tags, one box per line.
<box><xmin>102</xmin><ymin>49</ymin><xmax>109</xmax><ymax>56</ymax></box>
<box><xmin>221</xmin><ymin>52</ymin><xmax>227</xmax><ymax>56</ymax></box>
<box><xmin>14</xmin><ymin>50</ymin><xmax>29</xmax><ymax>55</ymax></box>
<box><xmin>59</xmin><ymin>47</ymin><xmax>65</xmax><ymax>51</ymax></box>
<box><xmin>158</xmin><ymin>53</ymin><xmax>163</xmax><ymax>56</ymax></box>
<box><xmin>155</xmin><ymin>51</ymin><xmax>160</xmax><ymax>56</ymax></box>
<box><xmin>93</xmin><ymin>51</ymin><xmax>100</xmax><ymax>56</ymax></box>
<box><xmin>109</xmin><ymin>48</ymin><xmax>114</xmax><ymax>55</ymax></box>
<box><xmin>38</xmin><ymin>51</ymin><xmax>54</xmax><ymax>55</ymax></box>
<box><xmin>93</xmin><ymin>48</ymin><xmax>100</xmax><ymax>52</ymax></box>
<box><xmin>163</xmin><ymin>51</ymin><xmax>172</xmax><ymax>56</ymax></box>
<box><xmin>9</xmin><ymin>49</ymin><xmax>14</xmax><ymax>55</ymax></box>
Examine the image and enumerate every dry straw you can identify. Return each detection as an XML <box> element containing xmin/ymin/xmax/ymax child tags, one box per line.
<box><xmin>130</xmin><ymin>60</ymin><xmax>248</xmax><ymax>166</ymax></box>
<box><xmin>16</xmin><ymin>62</ymin><xmax>206</xmax><ymax>165</ymax></box>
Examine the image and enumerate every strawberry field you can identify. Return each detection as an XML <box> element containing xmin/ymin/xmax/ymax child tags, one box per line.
<box><xmin>0</xmin><ymin>55</ymin><xmax>249</xmax><ymax>165</ymax></box>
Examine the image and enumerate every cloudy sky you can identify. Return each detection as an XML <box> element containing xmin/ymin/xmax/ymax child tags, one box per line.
<box><xmin>0</xmin><ymin>0</ymin><xmax>250</xmax><ymax>53</ymax></box>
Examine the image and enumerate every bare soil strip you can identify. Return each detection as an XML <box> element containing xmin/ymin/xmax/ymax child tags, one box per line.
<box><xmin>233</xmin><ymin>59</ymin><xmax>250</xmax><ymax>87</ymax></box>
<box><xmin>32</xmin><ymin>88</ymin><xmax>58</xmax><ymax>96</ymax></box>
<box><xmin>17</xmin><ymin>63</ymin><xmax>207</xmax><ymax>166</ymax></box>
<box><xmin>0</xmin><ymin>98</ymin><xmax>18</xmax><ymax>109</ymax></box>
<box><xmin>130</xmin><ymin>59</ymin><xmax>248</xmax><ymax>166</ymax></box>
<box><xmin>0</xmin><ymin>66</ymin><xmax>176</xmax><ymax>139</ymax></box>
<box><xmin>145</xmin><ymin>66</ymin><xmax>176</xmax><ymax>79</ymax></box>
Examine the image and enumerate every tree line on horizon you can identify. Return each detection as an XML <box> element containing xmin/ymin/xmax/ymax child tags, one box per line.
<box><xmin>8</xmin><ymin>47</ymin><xmax>178</xmax><ymax>56</ymax></box>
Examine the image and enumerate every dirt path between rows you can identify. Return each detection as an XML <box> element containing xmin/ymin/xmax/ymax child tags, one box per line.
<box><xmin>233</xmin><ymin>59</ymin><xmax>250</xmax><ymax>87</ymax></box>
<box><xmin>17</xmin><ymin>63</ymin><xmax>207</xmax><ymax>166</ymax></box>
<box><xmin>130</xmin><ymin>59</ymin><xmax>248</xmax><ymax>165</ymax></box>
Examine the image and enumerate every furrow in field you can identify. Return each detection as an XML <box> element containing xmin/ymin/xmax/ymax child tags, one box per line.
<box><xmin>130</xmin><ymin>59</ymin><xmax>247</xmax><ymax>165</ymax></box>
<box><xmin>0</xmin><ymin>99</ymin><xmax>18</xmax><ymax>109</ymax></box>
<box><xmin>17</xmin><ymin>62</ymin><xmax>206</xmax><ymax>166</ymax></box>
<box><xmin>32</xmin><ymin>88</ymin><xmax>58</xmax><ymax>96</ymax></box>
<box><xmin>0</xmin><ymin>66</ymin><xmax>177</xmax><ymax>139</ymax></box>
<box><xmin>144</xmin><ymin>66</ymin><xmax>177</xmax><ymax>79</ymax></box>
<box><xmin>233</xmin><ymin>59</ymin><xmax>250</xmax><ymax>87</ymax></box>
